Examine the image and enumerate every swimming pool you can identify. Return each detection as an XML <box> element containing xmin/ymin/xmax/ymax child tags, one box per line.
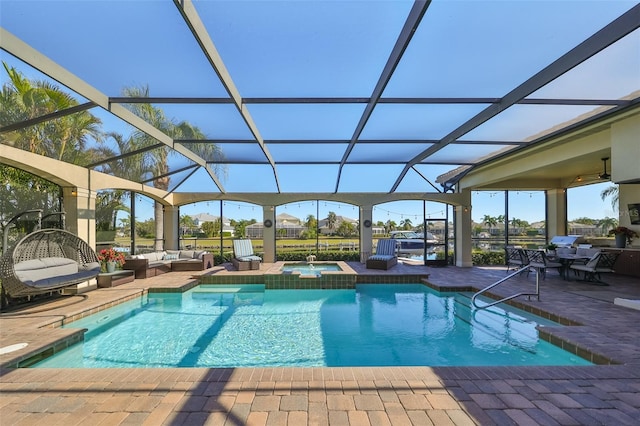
<box><xmin>32</xmin><ymin>284</ymin><xmax>591</xmax><ymax>368</ymax></box>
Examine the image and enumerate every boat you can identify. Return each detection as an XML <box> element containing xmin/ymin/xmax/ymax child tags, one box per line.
<box><xmin>389</xmin><ymin>231</ymin><xmax>439</xmax><ymax>256</ymax></box>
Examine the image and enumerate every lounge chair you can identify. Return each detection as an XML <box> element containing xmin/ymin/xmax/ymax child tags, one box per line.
<box><xmin>570</xmin><ymin>251</ymin><xmax>621</xmax><ymax>285</ymax></box>
<box><xmin>232</xmin><ymin>239</ymin><xmax>262</xmax><ymax>271</ymax></box>
<box><xmin>366</xmin><ymin>239</ymin><xmax>398</xmax><ymax>270</ymax></box>
<box><xmin>524</xmin><ymin>249</ymin><xmax>562</xmax><ymax>279</ymax></box>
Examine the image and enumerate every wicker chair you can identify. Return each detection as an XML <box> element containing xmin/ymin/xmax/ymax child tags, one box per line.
<box><xmin>0</xmin><ymin>229</ymin><xmax>100</xmax><ymax>298</ymax></box>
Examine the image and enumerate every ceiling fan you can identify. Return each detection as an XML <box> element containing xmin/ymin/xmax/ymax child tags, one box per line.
<box><xmin>598</xmin><ymin>157</ymin><xmax>611</xmax><ymax>180</ymax></box>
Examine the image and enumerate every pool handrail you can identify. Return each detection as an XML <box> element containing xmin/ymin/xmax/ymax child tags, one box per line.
<box><xmin>472</xmin><ymin>265</ymin><xmax>540</xmax><ymax>310</ymax></box>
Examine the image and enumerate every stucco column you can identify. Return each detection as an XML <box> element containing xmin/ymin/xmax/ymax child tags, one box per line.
<box><xmin>164</xmin><ymin>205</ymin><xmax>180</xmax><ymax>250</ymax></box>
<box><xmin>62</xmin><ymin>186</ymin><xmax>95</xmax><ymax>248</ymax></box>
<box><xmin>262</xmin><ymin>206</ymin><xmax>276</xmax><ymax>263</ymax></box>
<box><xmin>360</xmin><ymin>205</ymin><xmax>373</xmax><ymax>263</ymax></box>
<box><xmin>455</xmin><ymin>190</ymin><xmax>473</xmax><ymax>267</ymax></box>
<box><xmin>546</xmin><ymin>189</ymin><xmax>567</xmax><ymax>238</ymax></box>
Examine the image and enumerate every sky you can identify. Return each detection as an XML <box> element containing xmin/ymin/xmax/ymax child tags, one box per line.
<box><xmin>0</xmin><ymin>1</ymin><xmax>634</xmax><ymax>226</ymax></box>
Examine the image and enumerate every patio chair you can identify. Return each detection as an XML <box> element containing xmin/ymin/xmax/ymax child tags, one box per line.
<box><xmin>0</xmin><ymin>229</ymin><xmax>101</xmax><ymax>298</ymax></box>
<box><xmin>232</xmin><ymin>239</ymin><xmax>262</xmax><ymax>271</ymax></box>
<box><xmin>524</xmin><ymin>249</ymin><xmax>562</xmax><ymax>279</ymax></box>
<box><xmin>366</xmin><ymin>239</ymin><xmax>398</xmax><ymax>270</ymax></box>
<box><xmin>569</xmin><ymin>251</ymin><xmax>621</xmax><ymax>285</ymax></box>
<box><xmin>505</xmin><ymin>246</ymin><xmax>527</xmax><ymax>273</ymax></box>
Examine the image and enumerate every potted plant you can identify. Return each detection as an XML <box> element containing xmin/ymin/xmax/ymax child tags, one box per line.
<box><xmin>546</xmin><ymin>243</ymin><xmax>558</xmax><ymax>256</ymax></box>
<box><xmin>608</xmin><ymin>226</ymin><xmax>638</xmax><ymax>248</ymax></box>
<box><xmin>98</xmin><ymin>247</ymin><xmax>126</xmax><ymax>273</ymax></box>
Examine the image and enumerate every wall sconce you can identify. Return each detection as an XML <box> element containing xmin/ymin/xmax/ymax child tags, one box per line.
<box><xmin>463</xmin><ymin>206</ymin><xmax>470</xmax><ymax>213</ymax></box>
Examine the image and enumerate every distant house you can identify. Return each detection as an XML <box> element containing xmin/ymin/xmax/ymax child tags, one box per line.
<box><xmin>568</xmin><ymin>222</ymin><xmax>600</xmax><ymax>237</ymax></box>
<box><xmin>188</xmin><ymin>213</ymin><xmax>234</xmax><ymax>236</ymax></box>
<box><xmin>245</xmin><ymin>213</ymin><xmax>306</xmax><ymax>239</ymax></box>
<box><xmin>190</xmin><ymin>213</ymin><xmax>218</xmax><ymax>227</ymax></box>
<box><xmin>318</xmin><ymin>215</ymin><xmax>358</xmax><ymax>235</ymax></box>
<box><xmin>371</xmin><ymin>225</ymin><xmax>385</xmax><ymax>236</ymax></box>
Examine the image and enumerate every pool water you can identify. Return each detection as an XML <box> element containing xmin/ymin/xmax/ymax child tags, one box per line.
<box><xmin>32</xmin><ymin>284</ymin><xmax>592</xmax><ymax>368</ymax></box>
<box><xmin>281</xmin><ymin>262</ymin><xmax>342</xmax><ymax>276</ymax></box>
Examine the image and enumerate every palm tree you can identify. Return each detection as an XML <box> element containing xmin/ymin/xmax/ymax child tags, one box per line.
<box><xmin>180</xmin><ymin>214</ymin><xmax>196</xmax><ymax>236</ymax></box>
<box><xmin>385</xmin><ymin>220</ymin><xmax>397</xmax><ymax>234</ymax></box>
<box><xmin>399</xmin><ymin>218</ymin><xmax>413</xmax><ymax>230</ymax></box>
<box><xmin>598</xmin><ymin>217</ymin><xmax>618</xmax><ymax>236</ymax></box>
<box><xmin>509</xmin><ymin>218</ymin><xmax>527</xmax><ymax>235</ymax></box>
<box><xmin>482</xmin><ymin>215</ymin><xmax>498</xmax><ymax>235</ymax></box>
<box><xmin>326</xmin><ymin>212</ymin><xmax>337</xmax><ymax>235</ymax></box>
<box><xmin>119</xmin><ymin>85</ymin><xmax>225</xmax><ymax>251</ymax></box>
<box><xmin>600</xmin><ymin>185</ymin><xmax>619</xmax><ymax>210</ymax></box>
<box><xmin>305</xmin><ymin>214</ymin><xmax>317</xmax><ymax>230</ymax></box>
<box><xmin>0</xmin><ymin>62</ymin><xmax>102</xmax><ymax>234</ymax></box>
<box><xmin>0</xmin><ymin>62</ymin><xmax>102</xmax><ymax>163</ymax></box>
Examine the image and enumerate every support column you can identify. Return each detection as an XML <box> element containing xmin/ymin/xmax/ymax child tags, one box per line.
<box><xmin>262</xmin><ymin>206</ymin><xmax>276</xmax><ymax>263</ymax></box>
<box><xmin>164</xmin><ymin>205</ymin><xmax>180</xmax><ymax>250</ymax></box>
<box><xmin>455</xmin><ymin>190</ymin><xmax>473</xmax><ymax>267</ymax></box>
<box><xmin>62</xmin><ymin>186</ymin><xmax>95</xmax><ymax>248</ymax></box>
<box><xmin>546</xmin><ymin>189</ymin><xmax>567</xmax><ymax>238</ymax></box>
<box><xmin>61</xmin><ymin>186</ymin><xmax>97</xmax><ymax>293</ymax></box>
<box><xmin>359</xmin><ymin>205</ymin><xmax>373</xmax><ymax>263</ymax></box>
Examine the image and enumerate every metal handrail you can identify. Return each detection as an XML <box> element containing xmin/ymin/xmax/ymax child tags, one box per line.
<box><xmin>472</xmin><ymin>265</ymin><xmax>540</xmax><ymax>310</ymax></box>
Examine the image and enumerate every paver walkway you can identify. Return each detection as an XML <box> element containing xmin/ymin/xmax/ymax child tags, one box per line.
<box><xmin>1</xmin><ymin>262</ymin><xmax>639</xmax><ymax>425</ymax></box>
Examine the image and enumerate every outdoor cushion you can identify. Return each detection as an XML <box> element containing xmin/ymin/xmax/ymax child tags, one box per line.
<box><xmin>239</xmin><ymin>255</ymin><xmax>261</xmax><ymax>262</ymax></box>
<box><xmin>143</xmin><ymin>252</ymin><xmax>164</xmax><ymax>262</ymax></box>
<box><xmin>14</xmin><ymin>257</ymin><xmax>100</xmax><ymax>288</ymax></box>
<box><xmin>180</xmin><ymin>250</ymin><xmax>196</xmax><ymax>259</ymax></box>
<box><xmin>368</xmin><ymin>254</ymin><xmax>395</xmax><ymax>261</ymax></box>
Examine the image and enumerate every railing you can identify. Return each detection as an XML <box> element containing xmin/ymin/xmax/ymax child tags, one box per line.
<box><xmin>471</xmin><ymin>265</ymin><xmax>540</xmax><ymax>310</ymax></box>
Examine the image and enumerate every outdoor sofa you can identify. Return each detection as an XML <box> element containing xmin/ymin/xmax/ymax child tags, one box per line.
<box><xmin>123</xmin><ymin>249</ymin><xmax>213</xmax><ymax>279</ymax></box>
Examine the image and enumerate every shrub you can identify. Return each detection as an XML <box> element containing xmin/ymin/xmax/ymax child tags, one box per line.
<box><xmin>471</xmin><ymin>250</ymin><xmax>505</xmax><ymax>265</ymax></box>
<box><xmin>276</xmin><ymin>251</ymin><xmax>360</xmax><ymax>262</ymax></box>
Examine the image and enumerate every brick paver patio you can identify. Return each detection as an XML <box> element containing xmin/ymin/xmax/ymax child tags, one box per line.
<box><xmin>1</xmin><ymin>262</ymin><xmax>639</xmax><ymax>425</ymax></box>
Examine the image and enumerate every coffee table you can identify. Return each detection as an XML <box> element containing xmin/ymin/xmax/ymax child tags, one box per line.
<box><xmin>97</xmin><ymin>270</ymin><xmax>135</xmax><ymax>288</ymax></box>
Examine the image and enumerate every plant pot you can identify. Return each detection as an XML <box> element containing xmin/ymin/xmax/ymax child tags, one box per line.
<box><xmin>614</xmin><ymin>233</ymin><xmax>627</xmax><ymax>248</ymax></box>
<box><xmin>106</xmin><ymin>261</ymin><xmax>117</xmax><ymax>273</ymax></box>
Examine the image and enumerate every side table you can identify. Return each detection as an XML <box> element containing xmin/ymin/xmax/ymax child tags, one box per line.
<box><xmin>97</xmin><ymin>270</ymin><xmax>135</xmax><ymax>288</ymax></box>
